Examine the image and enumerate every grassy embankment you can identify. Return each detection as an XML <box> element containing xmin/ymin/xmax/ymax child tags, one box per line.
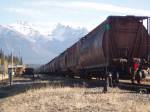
<box><xmin>0</xmin><ymin>76</ymin><xmax>149</xmax><ymax>112</ymax></box>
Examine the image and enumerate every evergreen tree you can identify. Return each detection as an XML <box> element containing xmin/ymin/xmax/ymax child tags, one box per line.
<box><xmin>0</xmin><ymin>48</ymin><xmax>23</xmax><ymax>67</ymax></box>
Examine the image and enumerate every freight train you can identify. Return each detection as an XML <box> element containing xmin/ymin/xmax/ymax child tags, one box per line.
<box><xmin>37</xmin><ymin>16</ymin><xmax>150</xmax><ymax>85</ymax></box>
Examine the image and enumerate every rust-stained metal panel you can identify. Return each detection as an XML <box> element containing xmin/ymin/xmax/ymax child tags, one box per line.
<box><xmin>79</xmin><ymin>21</ymin><xmax>107</xmax><ymax>69</ymax></box>
<box><xmin>59</xmin><ymin>51</ymin><xmax>67</xmax><ymax>71</ymax></box>
<box><xmin>66</xmin><ymin>42</ymin><xmax>80</xmax><ymax>70</ymax></box>
<box><xmin>103</xmin><ymin>17</ymin><xmax>150</xmax><ymax>60</ymax></box>
<box><xmin>42</xmin><ymin>16</ymin><xmax>150</xmax><ymax>74</ymax></box>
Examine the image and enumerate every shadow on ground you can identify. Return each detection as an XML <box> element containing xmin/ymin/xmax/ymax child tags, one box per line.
<box><xmin>0</xmin><ymin>74</ymin><xmax>106</xmax><ymax>99</ymax></box>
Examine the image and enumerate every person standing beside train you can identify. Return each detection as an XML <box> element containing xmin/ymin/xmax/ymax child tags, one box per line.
<box><xmin>131</xmin><ymin>59</ymin><xmax>140</xmax><ymax>84</ymax></box>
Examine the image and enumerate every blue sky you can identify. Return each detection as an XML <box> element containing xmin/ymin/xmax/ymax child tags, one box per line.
<box><xmin>1</xmin><ymin>0</ymin><xmax>150</xmax><ymax>32</ymax></box>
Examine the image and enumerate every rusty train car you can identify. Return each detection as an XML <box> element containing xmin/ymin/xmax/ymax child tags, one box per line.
<box><xmin>38</xmin><ymin>16</ymin><xmax>150</xmax><ymax>84</ymax></box>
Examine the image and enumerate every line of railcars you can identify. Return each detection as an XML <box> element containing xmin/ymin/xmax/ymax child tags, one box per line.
<box><xmin>38</xmin><ymin>16</ymin><xmax>150</xmax><ymax>84</ymax></box>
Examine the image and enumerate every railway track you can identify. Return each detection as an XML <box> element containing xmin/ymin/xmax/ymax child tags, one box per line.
<box><xmin>118</xmin><ymin>81</ymin><xmax>150</xmax><ymax>94</ymax></box>
<box><xmin>0</xmin><ymin>74</ymin><xmax>149</xmax><ymax>94</ymax></box>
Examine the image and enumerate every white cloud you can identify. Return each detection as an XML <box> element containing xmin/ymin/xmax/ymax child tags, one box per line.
<box><xmin>69</xmin><ymin>1</ymin><xmax>150</xmax><ymax>16</ymax></box>
<box><xmin>5</xmin><ymin>1</ymin><xmax>150</xmax><ymax>18</ymax></box>
<box><xmin>61</xmin><ymin>1</ymin><xmax>150</xmax><ymax>16</ymax></box>
<box><xmin>31</xmin><ymin>22</ymin><xmax>57</xmax><ymax>35</ymax></box>
<box><xmin>5</xmin><ymin>7</ymin><xmax>43</xmax><ymax>16</ymax></box>
<box><xmin>4</xmin><ymin>1</ymin><xmax>150</xmax><ymax>35</ymax></box>
<box><xmin>28</xmin><ymin>1</ymin><xmax>150</xmax><ymax>16</ymax></box>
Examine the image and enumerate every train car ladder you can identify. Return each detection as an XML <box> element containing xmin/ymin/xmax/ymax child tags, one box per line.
<box><xmin>148</xmin><ymin>17</ymin><xmax>150</xmax><ymax>35</ymax></box>
<box><xmin>147</xmin><ymin>17</ymin><xmax>150</xmax><ymax>61</ymax></box>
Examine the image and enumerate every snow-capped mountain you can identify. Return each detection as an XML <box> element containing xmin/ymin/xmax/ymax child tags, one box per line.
<box><xmin>0</xmin><ymin>22</ymin><xmax>88</xmax><ymax>64</ymax></box>
<box><xmin>6</xmin><ymin>21</ymin><xmax>50</xmax><ymax>43</ymax></box>
<box><xmin>45</xmin><ymin>23</ymin><xmax>88</xmax><ymax>54</ymax></box>
<box><xmin>0</xmin><ymin>25</ymin><xmax>55</xmax><ymax>64</ymax></box>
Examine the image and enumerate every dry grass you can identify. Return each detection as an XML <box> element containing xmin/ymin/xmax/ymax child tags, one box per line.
<box><xmin>0</xmin><ymin>74</ymin><xmax>8</xmax><ymax>81</ymax></box>
<box><xmin>0</xmin><ymin>85</ymin><xmax>150</xmax><ymax>112</ymax></box>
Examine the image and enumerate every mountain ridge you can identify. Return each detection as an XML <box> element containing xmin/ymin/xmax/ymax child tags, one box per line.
<box><xmin>0</xmin><ymin>22</ymin><xmax>88</xmax><ymax>64</ymax></box>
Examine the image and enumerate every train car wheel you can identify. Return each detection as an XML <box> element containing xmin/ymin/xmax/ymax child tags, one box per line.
<box><xmin>138</xmin><ymin>88</ymin><xmax>147</xmax><ymax>94</ymax></box>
